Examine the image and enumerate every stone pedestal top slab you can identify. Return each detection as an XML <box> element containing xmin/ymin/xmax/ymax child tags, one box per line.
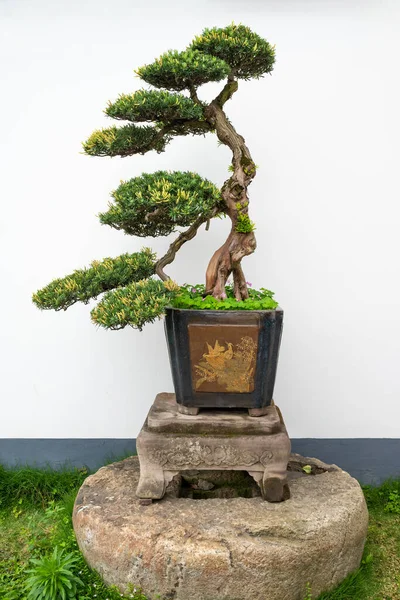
<box><xmin>147</xmin><ymin>393</ymin><xmax>282</xmax><ymax>435</ymax></box>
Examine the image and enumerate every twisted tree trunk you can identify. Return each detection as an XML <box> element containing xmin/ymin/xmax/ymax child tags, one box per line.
<box><xmin>204</xmin><ymin>93</ymin><xmax>257</xmax><ymax>300</ymax></box>
<box><xmin>154</xmin><ymin>79</ymin><xmax>257</xmax><ymax>300</ymax></box>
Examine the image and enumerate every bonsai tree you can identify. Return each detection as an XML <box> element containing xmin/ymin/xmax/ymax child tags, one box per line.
<box><xmin>33</xmin><ymin>24</ymin><xmax>278</xmax><ymax>330</ymax></box>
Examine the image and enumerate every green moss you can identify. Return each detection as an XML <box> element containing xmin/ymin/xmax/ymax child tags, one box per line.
<box><xmin>171</xmin><ymin>283</ymin><xmax>278</xmax><ymax>310</ymax></box>
<box><xmin>240</xmin><ymin>156</ymin><xmax>257</xmax><ymax>176</ymax></box>
<box><xmin>235</xmin><ymin>213</ymin><xmax>256</xmax><ymax>233</ymax></box>
<box><xmin>216</xmin><ymin>80</ymin><xmax>238</xmax><ymax>106</ymax></box>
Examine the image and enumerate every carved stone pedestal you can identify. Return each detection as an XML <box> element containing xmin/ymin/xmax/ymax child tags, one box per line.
<box><xmin>136</xmin><ymin>393</ymin><xmax>291</xmax><ymax>503</ymax></box>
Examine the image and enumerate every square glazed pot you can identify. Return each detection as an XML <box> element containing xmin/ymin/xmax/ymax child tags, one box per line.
<box><xmin>164</xmin><ymin>307</ymin><xmax>283</xmax><ymax>411</ymax></box>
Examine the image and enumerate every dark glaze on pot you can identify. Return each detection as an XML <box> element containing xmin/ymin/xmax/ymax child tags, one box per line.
<box><xmin>165</xmin><ymin>307</ymin><xmax>283</xmax><ymax>410</ymax></box>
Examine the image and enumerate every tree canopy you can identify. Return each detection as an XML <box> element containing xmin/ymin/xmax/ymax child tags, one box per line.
<box><xmin>91</xmin><ymin>278</ymin><xmax>177</xmax><ymax>331</ymax></box>
<box><xmin>32</xmin><ymin>249</ymin><xmax>156</xmax><ymax>311</ymax></box>
<box><xmin>190</xmin><ymin>24</ymin><xmax>275</xmax><ymax>80</ymax></box>
<box><xmin>99</xmin><ymin>171</ymin><xmax>223</xmax><ymax>237</ymax></box>
<box><xmin>34</xmin><ymin>23</ymin><xmax>276</xmax><ymax>329</ymax></box>
<box><xmin>82</xmin><ymin>124</ymin><xmax>167</xmax><ymax>157</ymax></box>
<box><xmin>135</xmin><ymin>49</ymin><xmax>230</xmax><ymax>91</ymax></box>
<box><xmin>105</xmin><ymin>89</ymin><xmax>204</xmax><ymax>123</ymax></box>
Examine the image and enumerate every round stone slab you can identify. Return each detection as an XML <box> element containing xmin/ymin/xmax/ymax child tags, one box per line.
<box><xmin>73</xmin><ymin>455</ymin><xmax>368</xmax><ymax>600</ymax></box>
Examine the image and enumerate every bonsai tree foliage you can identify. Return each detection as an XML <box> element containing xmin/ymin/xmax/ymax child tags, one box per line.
<box><xmin>33</xmin><ymin>24</ymin><xmax>278</xmax><ymax>330</ymax></box>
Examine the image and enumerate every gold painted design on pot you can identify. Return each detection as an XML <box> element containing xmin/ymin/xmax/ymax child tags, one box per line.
<box><xmin>194</xmin><ymin>336</ymin><xmax>257</xmax><ymax>393</ymax></box>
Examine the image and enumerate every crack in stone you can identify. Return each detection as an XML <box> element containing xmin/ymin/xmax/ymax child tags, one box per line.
<box><xmin>216</xmin><ymin>538</ymin><xmax>234</xmax><ymax>595</ymax></box>
<box><xmin>242</xmin><ymin>527</ymin><xmax>304</xmax><ymax>547</ymax></box>
<box><xmin>330</xmin><ymin>508</ymin><xmax>352</xmax><ymax>587</ymax></box>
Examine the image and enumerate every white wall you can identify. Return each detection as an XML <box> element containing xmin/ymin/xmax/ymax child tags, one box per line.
<box><xmin>1</xmin><ymin>0</ymin><xmax>400</xmax><ymax>439</ymax></box>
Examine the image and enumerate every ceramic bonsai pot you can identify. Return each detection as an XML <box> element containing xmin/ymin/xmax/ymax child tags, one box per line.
<box><xmin>165</xmin><ymin>306</ymin><xmax>283</xmax><ymax>414</ymax></box>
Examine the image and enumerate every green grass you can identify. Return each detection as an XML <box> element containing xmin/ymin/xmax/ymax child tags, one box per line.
<box><xmin>307</xmin><ymin>479</ymin><xmax>400</xmax><ymax>600</ymax></box>
<box><xmin>0</xmin><ymin>464</ymin><xmax>399</xmax><ymax>600</ymax></box>
<box><xmin>0</xmin><ymin>464</ymin><xmax>88</xmax><ymax>509</ymax></box>
<box><xmin>0</xmin><ymin>462</ymin><xmax>146</xmax><ymax>600</ymax></box>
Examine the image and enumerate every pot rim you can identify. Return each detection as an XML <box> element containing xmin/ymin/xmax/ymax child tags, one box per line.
<box><xmin>165</xmin><ymin>305</ymin><xmax>283</xmax><ymax>314</ymax></box>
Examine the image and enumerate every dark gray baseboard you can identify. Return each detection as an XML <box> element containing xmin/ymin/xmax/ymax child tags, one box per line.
<box><xmin>0</xmin><ymin>439</ymin><xmax>136</xmax><ymax>472</ymax></box>
<box><xmin>291</xmin><ymin>439</ymin><xmax>400</xmax><ymax>485</ymax></box>
<box><xmin>0</xmin><ymin>438</ymin><xmax>399</xmax><ymax>485</ymax></box>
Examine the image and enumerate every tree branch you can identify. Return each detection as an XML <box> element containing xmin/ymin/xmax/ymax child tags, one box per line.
<box><xmin>189</xmin><ymin>84</ymin><xmax>201</xmax><ymax>105</ymax></box>
<box><xmin>213</xmin><ymin>79</ymin><xmax>239</xmax><ymax>108</ymax></box>
<box><xmin>155</xmin><ymin>208</ymin><xmax>219</xmax><ymax>281</ymax></box>
<box><xmin>111</xmin><ymin>117</ymin><xmax>212</xmax><ymax>157</ymax></box>
<box><xmin>145</xmin><ymin>207</ymin><xmax>163</xmax><ymax>222</ymax></box>
<box><xmin>161</xmin><ymin>118</ymin><xmax>212</xmax><ymax>136</ymax></box>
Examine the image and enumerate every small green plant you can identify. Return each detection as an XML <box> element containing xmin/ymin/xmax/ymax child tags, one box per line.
<box><xmin>25</xmin><ymin>547</ymin><xmax>83</xmax><ymax>600</ymax></box>
<box><xmin>363</xmin><ymin>478</ymin><xmax>400</xmax><ymax>511</ymax></box>
<box><xmin>171</xmin><ymin>283</ymin><xmax>278</xmax><ymax>311</ymax></box>
<box><xmin>303</xmin><ymin>582</ymin><xmax>313</xmax><ymax>599</ymax></box>
<box><xmin>384</xmin><ymin>490</ymin><xmax>400</xmax><ymax>514</ymax></box>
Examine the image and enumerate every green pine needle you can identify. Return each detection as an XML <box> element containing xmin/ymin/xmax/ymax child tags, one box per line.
<box><xmin>32</xmin><ymin>249</ymin><xmax>156</xmax><ymax>311</ymax></box>
<box><xmin>190</xmin><ymin>23</ymin><xmax>275</xmax><ymax>80</ymax></box>
<box><xmin>136</xmin><ymin>49</ymin><xmax>230</xmax><ymax>91</ymax></box>
<box><xmin>91</xmin><ymin>278</ymin><xmax>176</xmax><ymax>331</ymax></box>
<box><xmin>106</xmin><ymin>89</ymin><xmax>204</xmax><ymax>123</ymax></box>
<box><xmin>82</xmin><ymin>124</ymin><xmax>168</xmax><ymax>157</ymax></box>
<box><xmin>100</xmin><ymin>171</ymin><xmax>223</xmax><ymax>237</ymax></box>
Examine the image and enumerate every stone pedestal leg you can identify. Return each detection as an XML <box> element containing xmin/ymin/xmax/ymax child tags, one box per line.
<box><xmin>249</xmin><ymin>470</ymin><xmax>290</xmax><ymax>502</ymax></box>
<box><xmin>247</xmin><ymin>471</ymin><xmax>263</xmax><ymax>487</ymax></box>
<box><xmin>261</xmin><ymin>474</ymin><xmax>290</xmax><ymax>502</ymax></box>
<box><xmin>135</xmin><ymin>460</ymin><xmax>166</xmax><ymax>501</ymax></box>
<box><xmin>248</xmin><ymin>459</ymin><xmax>290</xmax><ymax>502</ymax></box>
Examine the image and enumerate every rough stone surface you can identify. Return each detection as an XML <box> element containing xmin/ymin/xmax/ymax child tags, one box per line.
<box><xmin>73</xmin><ymin>455</ymin><xmax>368</xmax><ymax>600</ymax></box>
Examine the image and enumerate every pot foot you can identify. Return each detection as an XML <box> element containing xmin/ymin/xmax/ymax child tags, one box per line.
<box><xmin>248</xmin><ymin>407</ymin><xmax>270</xmax><ymax>417</ymax></box>
<box><xmin>177</xmin><ymin>404</ymin><xmax>200</xmax><ymax>416</ymax></box>
<box><xmin>139</xmin><ymin>498</ymin><xmax>152</xmax><ymax>506</ymax></box>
